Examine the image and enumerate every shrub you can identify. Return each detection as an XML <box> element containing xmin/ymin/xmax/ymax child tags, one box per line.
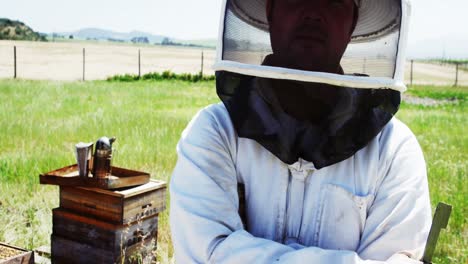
<box><xmin>107</xmin><ymin>71</ymin><xmax>216</xmax><ymax>82</ymax></box>
<box><xmin>106</xmin><ymin>74</ymin><xmax>141</xmax><ymax>82</ymax></box>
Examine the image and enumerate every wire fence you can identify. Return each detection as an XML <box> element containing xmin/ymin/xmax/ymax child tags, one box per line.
<box><xmin>405</xmin><ymin>59</ymin><xmax>468</xmax><ymax>86</ymax></box>
<box><xmin>0</xmin><ymin>41</ymin><xmax>216</xmax><ymax>81</ymax></box>
<box><xmin>0</xmin><ymin>40</ymin><xmax>467</xmax><ymax>86</ymax></box>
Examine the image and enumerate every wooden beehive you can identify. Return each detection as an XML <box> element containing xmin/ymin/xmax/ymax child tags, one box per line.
<box><xmin>51</xmin><ymin>209</ymin><xmax>158</xmax><ymax>264</ymax></box>
<box><xmin>51</xmin><ymin>235</ymin><xmax>155</xmax><ymax>264</ymax></box>
<box><xmin>59</xmin><ymin>180</ymin><xmax>166</xmax><ymax>224</ymax></box>
<box><xmin>51</xmin><ymin>179</ymin><xmax>167</xmax><ymax>264</ymax></box>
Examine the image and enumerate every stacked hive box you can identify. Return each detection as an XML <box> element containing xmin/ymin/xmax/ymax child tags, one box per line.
<box><xmin>51</xmin><ymin>180</ymin><xmax>166</xmax><ymax>264</ymax></box>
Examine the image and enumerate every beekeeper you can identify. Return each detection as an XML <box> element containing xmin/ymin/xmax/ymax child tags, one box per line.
<box><xmin>170</xmin><ymin>0</ymin><xmax>432</xmax><ymax>263</ymax></box>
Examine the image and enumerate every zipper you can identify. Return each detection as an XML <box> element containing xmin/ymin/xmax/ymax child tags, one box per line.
<box><xmin>281</xmin><ymin>170</ymin><xmax>293</xmax><ymax>243</ymax></box>
<box><xmin>281</xmin><ymin>159</ymin><xmax>315</xmax><ymax>244</ymax></box>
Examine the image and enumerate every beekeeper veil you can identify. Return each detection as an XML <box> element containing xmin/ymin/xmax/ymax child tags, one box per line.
<box><xmin>214</xmin><ymin>0</ymin><xmax>411</xmax><ymax>169</ymax></box>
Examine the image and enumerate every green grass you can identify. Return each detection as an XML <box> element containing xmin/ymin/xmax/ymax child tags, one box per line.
<box><xmin>0</xmin><ymin>79</ymin><xmax>219</xmax><ymax>262</ymax></box>
<box><xmin>406</xmin><ymin>85</ymin><xmax>467</xmax><ymax>101</ymax></box>
<box><xmin>398</xmin><ymin>85</ymin><xmax>467</xmax><ymax>264</ymax></box>
<box><xmin>0</xmin><ymin>80</ymin><xmax>466</xmax><ymax>263</ymax></box>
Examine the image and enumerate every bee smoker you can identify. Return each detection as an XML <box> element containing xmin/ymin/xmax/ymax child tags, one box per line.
<box><xmin>92</xmin><ymin>136</ymin><xmax>116</xmax><ymax>178</ymax></box>
<box><xmin>75</xmin><ymin>142</ymin><xmax>93</xmax><ymax>178</ymax></box>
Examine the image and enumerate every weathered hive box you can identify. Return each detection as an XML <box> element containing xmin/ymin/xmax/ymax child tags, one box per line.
<box><xmin>0</xmin><ymin>243</ymin><xmax>34</xmax><ymax>264</ymax></box>
<box><xmin>51</xmin><ymin>209</ymin><xmax>157</xmax><ymax>264</ymax></box>
<box><xmin>59</xmin><ymin>180</ymin><xmax>166</xmax><ymax>224</ymax></box>
<box><xmin>51</xmin><ymin>179</ymin><xmax>167</xmax><ymax>264</ymax></box>
<box><xmin>51</xmin><ymin>235</ymin><xmax>155</xmax><ymax>264</ymax></box>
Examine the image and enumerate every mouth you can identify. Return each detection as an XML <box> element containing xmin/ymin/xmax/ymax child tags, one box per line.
<box><xmin>293</xmin><ymin>36</ymin><xmax>327</xmax><ymax>50</ymax></box>
<box><xmin>294</xmin><ymin>25</ymin><xmax>328</xmax><ymax>45</ymax></box>
<box><xmin>293</xmin><ymin>34</ymin><xmax>327</xmax><ymax>51</ymax></box>
<box><xmin>296</xmin><ymin>30</ymin><xmax>326</xmax><ymax>39</ymax></box>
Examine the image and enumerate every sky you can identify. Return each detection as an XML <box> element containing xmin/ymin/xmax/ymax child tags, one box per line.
<box><xmin>1</xmin><ymin>0</ymin><xmax>467</xmax><ymax>58</ymax></box>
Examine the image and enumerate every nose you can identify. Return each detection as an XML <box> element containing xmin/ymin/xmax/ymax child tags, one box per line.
<box><xmin>300</xmin><ymin>1</ymin><xmax>325</xmax><ymax>23</ymax></box>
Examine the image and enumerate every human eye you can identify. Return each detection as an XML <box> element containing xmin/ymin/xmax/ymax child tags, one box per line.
<box><xmin>329</xmin><ymin>0</ymin><xmax>346</xmax><ymax>5</ymax></box>
<box><xmin>281</xmin><ymin>0</ymin><xmax>304</xmax><ymax>5</ymax></box>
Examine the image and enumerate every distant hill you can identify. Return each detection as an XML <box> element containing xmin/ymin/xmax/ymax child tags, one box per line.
<box><xmin>175</xmin><ymin>38</ymin><xmax>217</xmax><ymax>48</ymax></box>
<box><xmin>54</xmin><ymin>28</ymin><xmax>166</xmax><ymax>44</ymax></box>
<box><xmin>0</xmin><ymin>18</ymin><xmax>47</xmax><ymax>41</ymax></box>
<box><xmin>52</xmin><ymin>27</ymin><xmax>217</xmax><ymax>48</ymax></box>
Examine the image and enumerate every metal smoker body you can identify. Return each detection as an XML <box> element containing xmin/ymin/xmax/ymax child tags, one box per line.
<box><xmin>92</xmin><ymin>137</ymin><xmax>116</xmax><ymax>178</ymax></box>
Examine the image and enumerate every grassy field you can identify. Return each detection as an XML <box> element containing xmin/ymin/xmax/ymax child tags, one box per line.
<box><xmin>0</xmin><ymin>79</ymin><xmax>466</xmax><ymax>263</ymax></box>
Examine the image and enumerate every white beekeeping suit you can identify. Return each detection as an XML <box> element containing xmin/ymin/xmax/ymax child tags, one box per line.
<box><xmin>170</xmin><ymin>0</ymin><xmax>431</xmax><ymax>263</ymax></box>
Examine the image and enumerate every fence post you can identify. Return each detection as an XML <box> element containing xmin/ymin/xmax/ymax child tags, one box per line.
<box><xmin>200</xmin><ymin>51</ymin><xmax>204</xmax><ymax>77</ymax></box>
<box><xmin>410</xmin><ymin>60</ymin><xmax>414</xmax><ymax>86</ymax></box>
<box><xmin>138</xmin><ymin>49</ymin><xmax>141</xmax><ymax>79</ymax></box>
<box><xmin>454</xmin><ymin>63</ymin><xmax>459</xmax><ymax>87</ymax></box>
<box><xmin>82</xmin><ymin>48</ymin><xmax>85</xmax><ymax>81</ymax></box>
<box><xmin>13</xmin><ymin>46</ymin><xmax>17</xmax><ymax>79</ymax></box>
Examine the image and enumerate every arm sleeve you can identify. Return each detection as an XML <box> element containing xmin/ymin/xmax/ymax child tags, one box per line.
<box><xmin>169</xmin><ymin>106</ymin><xmax>295</xmax><ymax>263</ymax></box>
<box><xmin>170</xmin><ymin>109</ymin><xmax>431</xmax><ymax>264</ymax></box>
<box><xmin>356</xmin><ymin>120</ymin><xmax>432</xmax><ymax>260</ymax></box>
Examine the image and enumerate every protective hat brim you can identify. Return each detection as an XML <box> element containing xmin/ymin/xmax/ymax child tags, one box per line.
<box><xmin>230</xmin><ymin>0</ymin><xmax>401</xmax><ymax>43</ymax></box>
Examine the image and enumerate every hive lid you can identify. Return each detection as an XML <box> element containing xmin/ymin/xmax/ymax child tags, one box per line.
<box><xmin>39</xmin><ymin>164</ymin><xmax>154</xmax><ymax>190</ymax></box>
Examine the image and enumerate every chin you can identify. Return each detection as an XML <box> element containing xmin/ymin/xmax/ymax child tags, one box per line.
<box><xmin>291</xmin><ymin>60</ymin><xmax>329</xmax><ymax>72</ymax></box>
<box><xmin>289</xmin><ymin>53</ymin><xmax>329</xmax><ymax>72</ymax></box>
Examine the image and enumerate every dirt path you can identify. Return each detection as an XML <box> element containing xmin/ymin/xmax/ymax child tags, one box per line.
<box><xmin>402</xmin><ymin>94</ymin><xmax>460</xmax><ymax>106</ymax></box>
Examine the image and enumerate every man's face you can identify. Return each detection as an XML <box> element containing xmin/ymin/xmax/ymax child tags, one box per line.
<box><xmin>267</xmin><ymin>0</ymin><xmax>357</xmax><ymax>73</ymax></box>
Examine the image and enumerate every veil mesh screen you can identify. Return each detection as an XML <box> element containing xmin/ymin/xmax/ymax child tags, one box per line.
<box><xmin>222</xmin><ymin>0</ymin><xmax>402</xmax><ymax>78</ymax></box>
